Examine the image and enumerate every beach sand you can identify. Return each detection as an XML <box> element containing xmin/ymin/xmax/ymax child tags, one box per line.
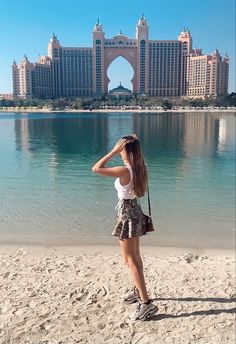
<box><xmin>0</xmin><ymin>244</ymin><xmax>235</xmax><ymax>344</ymax></box>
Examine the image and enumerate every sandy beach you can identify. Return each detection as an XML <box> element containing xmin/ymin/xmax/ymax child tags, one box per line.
<box><xmin>0</xmin><ymin>244</ymin><xmax>235</xmax><ymax>344</ymax></box>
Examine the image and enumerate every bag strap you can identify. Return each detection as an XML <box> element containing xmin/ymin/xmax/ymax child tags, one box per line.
<box><xmin>147</xmin><ymin>181</ymin><xmax>151</xmax><ymax>216</ymax></box>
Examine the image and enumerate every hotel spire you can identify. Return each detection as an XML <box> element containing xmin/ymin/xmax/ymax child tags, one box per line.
<box><xmin>94</xmin><ymin>18</ymin><xmax>103</xmax><ymax>32</ymax></box>
<box><xmin>23</xmin><ymin>54</ymin><xmax>28</xmax><ymax>61</ymax></box>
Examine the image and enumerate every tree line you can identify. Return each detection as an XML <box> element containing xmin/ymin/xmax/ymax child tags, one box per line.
<box><xmin>0</xmin><ymin>93</ymin><xmax>235</xmax><ymax>110</ymax></box>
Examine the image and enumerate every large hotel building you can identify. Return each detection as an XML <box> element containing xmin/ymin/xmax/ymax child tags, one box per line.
<box><xmin>12</xmin><ymin>16</ymin><xmax>229</xmax><ymax>99</ymax></box>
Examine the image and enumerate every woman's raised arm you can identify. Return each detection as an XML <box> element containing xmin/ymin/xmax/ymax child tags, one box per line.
<box><xmin>92</xmin><ymin>138</ymin><xmax>128</xmax><ymax>177</ymax></box>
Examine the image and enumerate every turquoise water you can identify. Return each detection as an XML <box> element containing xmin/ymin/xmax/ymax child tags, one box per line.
<box><xmin>0</xmin><ymin>111</ymin><xmax>235</xmax><ymax>249</ymax></box>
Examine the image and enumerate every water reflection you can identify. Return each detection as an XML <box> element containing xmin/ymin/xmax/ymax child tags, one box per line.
<box><xmin>133</xmin><ymin>112</ymin><xmax>223</xmax><ymax>159</ymax></box>
<box><xmin>14</xmin><ymin>115</ymin><xmax>109</xmax><ymax>170</ymax></box>
<box><xmin>182</xmin><ymin>113</ymin><xmax>220</xmax><ymax>158</ymax></box>
<box><xmin>5</xmin><ymin>111</ymin><xmax>234</xmax><ymax>248</ymax></box>
<box><xmin>135</xmin><ymin>113</ymin><xmax>184</xmax><ymax>158</ymax></box>
<box><xmin>14</xmin><ymin>112</ymin><xmax>232</xmax><ymax>165</ymax></box>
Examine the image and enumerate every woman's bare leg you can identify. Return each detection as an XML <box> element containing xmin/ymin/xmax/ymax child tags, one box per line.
<box><xmin>119</xmin><ymin>237</ymin><xmax>149</xmax><ymax>303</ymax></box>
<box><xmin>134</xmin><ymin>237</ymin><xmax>144</xmax><ymax>276</ymax></box>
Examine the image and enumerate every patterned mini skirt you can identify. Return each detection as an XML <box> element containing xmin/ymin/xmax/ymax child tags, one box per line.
<box><xmin>112</xmin><ymin>198</ymin><xmax>147</xmax><ymax>240</ymax></box>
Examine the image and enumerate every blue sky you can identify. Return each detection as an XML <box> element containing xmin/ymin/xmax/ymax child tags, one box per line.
<box><xmin>0</xmin><ymin>0</ymin><xmax>235</xmax><ymax>93</ymax></box>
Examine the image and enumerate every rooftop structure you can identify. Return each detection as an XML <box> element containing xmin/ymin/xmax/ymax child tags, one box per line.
<box><xmin>109</xmin><ymin>83</ymin><xmax>133</xmax><ymax>99</ymax></box>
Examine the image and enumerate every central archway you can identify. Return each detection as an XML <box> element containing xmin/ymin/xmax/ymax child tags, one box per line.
<box><xmin>104</xmin><ymin>48</ymin><xmax>138</xmax><ymax>95</ymax></box>
<box><xmin>107</xmin><ymin>56</ymin><xmax>134</xmax><ymax>92</ymax></box>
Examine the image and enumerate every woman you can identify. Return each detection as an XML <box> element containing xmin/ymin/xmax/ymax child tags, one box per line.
<box><xmin>92</xmin><ymin>134</ymin><xmax>157</xmax><ymax>321</ymax></box>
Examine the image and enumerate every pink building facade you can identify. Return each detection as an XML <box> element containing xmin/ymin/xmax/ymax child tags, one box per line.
<box><xmin>187</xmin><ymin>49</ymin><xmax>229</xmax><ymax>98</ymax></box>
<box><xmin>12</xmin><ymin>16</ymin><xmax>229</xmax><ymax>98</ymax></box>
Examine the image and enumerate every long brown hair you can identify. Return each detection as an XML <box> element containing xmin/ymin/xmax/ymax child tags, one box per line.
<box><xmin>122</xmin><ymin>134</ymin><xmax>147</xmax><ymax>198</ymax></box>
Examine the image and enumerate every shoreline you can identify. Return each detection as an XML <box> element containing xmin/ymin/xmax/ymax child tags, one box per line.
<box><xmin>0</xmin><ymin>231</ymin><xmax>234</xmax><ymax>253</ymax></box>
<box><xmin>0</xmin><ymin>106</ymin><xmax>236</xmax><ymax>114</ymax></box>
<box><xmin>0</xmin><ymin>242</ymin><xmax>234</xmax><ymax>257</ymax></box>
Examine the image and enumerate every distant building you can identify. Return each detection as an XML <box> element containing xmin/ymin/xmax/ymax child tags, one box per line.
<box><xmin>187</xmin><ymin>49</ymin><xmax>229</xmax><ymax>98</ymax></box>
<box><xmin>0</xmin><ymin>93</ymin><xmax>13</xmax><ymax>100</ymax></box>
<box><xmin>13</xmin><ymin>40</ymin><xmax>92</xmax><ymax>98</ymax></box>
<box><xmin>12</xmin><ymin>16</ymin><xmax>229</xmax><ymax>99</ymax></box>
<box><xmin>109</xmin><ymin>83</ymin><xmax>133</xmax><ymax>99</ymax></box>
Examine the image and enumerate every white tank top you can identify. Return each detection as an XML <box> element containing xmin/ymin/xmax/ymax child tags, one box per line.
<box><xmin>114</xmin><ymin>165</ymin><xmax>136</xmax><ymax>200</ymax></box>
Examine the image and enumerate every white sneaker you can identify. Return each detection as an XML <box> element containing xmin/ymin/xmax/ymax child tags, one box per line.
<box><xmin>123</xmin><ymin>287</ymin><xmax>140</xmax><ymax>304</ymax></box>
<box><xmin>129</xmin><ymin>301</ymin><xmax>158</xmax><ymax>321</ymax></box>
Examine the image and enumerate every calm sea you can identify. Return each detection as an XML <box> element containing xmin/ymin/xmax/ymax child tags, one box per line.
<box><xmin>0</xmin><ymin>111</ymin><xmax>235</xmax><ymax>249</ymax></box>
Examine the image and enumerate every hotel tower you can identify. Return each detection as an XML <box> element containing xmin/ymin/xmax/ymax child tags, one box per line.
<box><xmin>12</xmin><ymin>16</ymin><xmax>229</xmax><ymax>99</ymax></box>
